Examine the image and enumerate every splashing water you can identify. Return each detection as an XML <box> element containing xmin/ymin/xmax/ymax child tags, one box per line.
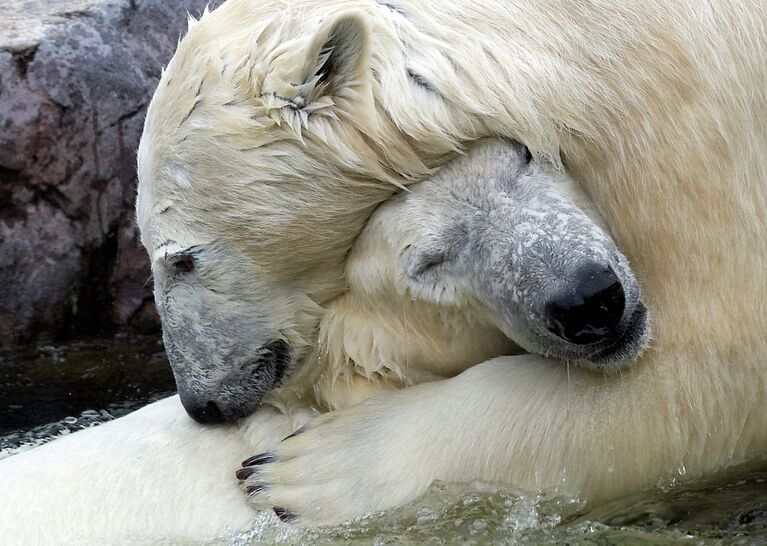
<box><xmin>1</xmin><ymin>339</ymin><xmax>766</xmax><ymax>545</ymax></box>
<box><xmin>224</xmin><ymin>466</ymin><xmax>767</xmax><ymax>546</ymax></box>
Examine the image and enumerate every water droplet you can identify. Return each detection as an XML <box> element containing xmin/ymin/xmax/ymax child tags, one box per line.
<box><xmin>469</xmin><ymin>519</ymin><xmax>488</xmax><ymax>535</ymax></box>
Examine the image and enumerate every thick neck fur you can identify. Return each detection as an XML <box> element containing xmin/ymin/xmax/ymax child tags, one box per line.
<box><xmin>270</xmin><ymin>283</ymin><xmax>518</xmax><ymax>413</ymax></box>
<box><xmin>375</xmin><ymin>1</ymin><xmax>766</xmax><ymax>361</ymax></box>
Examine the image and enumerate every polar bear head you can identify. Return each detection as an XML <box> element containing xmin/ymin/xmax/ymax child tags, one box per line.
<box><xmin>137</xmin><ymin>11</ymin><xmax>423</xmax><ymax>420</ymax></box>
<box><xmin>347</xmin><ymin>140</ymin><xmax>649</xmax><ymax>374</ymax></box>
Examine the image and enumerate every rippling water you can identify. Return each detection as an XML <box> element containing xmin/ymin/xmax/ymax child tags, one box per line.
<box><xmin>1</xmin><ymin>340</ymin><xmax>765</xmax><ymax>545</ymax></box>
<box><xmin>0</xmin><ymin>336</ymin><xmax>175</xmax><ymax>456</ymax></box>
<box><xmin>226</xmin><ymin>466</ymin><xmax>767</xmax><ymax>546</ymax></box>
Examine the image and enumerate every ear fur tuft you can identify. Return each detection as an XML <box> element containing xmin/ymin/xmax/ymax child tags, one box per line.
<box><xmin>312</xmin><ymin>16</ymin><xmax>368</xmax><ymax>91</ymax></box>
<box><xmin>261</xmin><ymin>13</ymin><xmax>370</xmax><ymax>115</ymax></box>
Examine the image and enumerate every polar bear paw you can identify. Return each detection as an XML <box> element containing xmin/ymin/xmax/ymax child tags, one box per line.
<box><xmin>235</xmin><ymin>402</ymin><xmax>434</xmax><ymax>526</ymax></box>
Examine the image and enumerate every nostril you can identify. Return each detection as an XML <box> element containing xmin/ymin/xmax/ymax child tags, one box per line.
<box><xmin>204</xmin><ymin>400</ymin><xmax>224</xmax><ymax>420</ymax></box>
<box><xmin>187</xmin><ymin>400</ymin><xmax>227</xmax><ymax>424</ymax></box>
<box><xmin>545</xmin><ymin>264</ymin><xmax>625</xmax><ymax>345</ymax></box>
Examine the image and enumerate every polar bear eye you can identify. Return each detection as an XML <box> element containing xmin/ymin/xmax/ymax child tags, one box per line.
<box><xmin>411</xmin><ymin>252</ymin><xmax>446</xmax><ymax>278</ymax></box>
<box><xmin>172</xmin><ymin>255</ymin><xmax>195</xmax><ymax>273</ymax></box>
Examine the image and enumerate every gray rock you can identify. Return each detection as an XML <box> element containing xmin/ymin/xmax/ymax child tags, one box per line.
<box><xmin>0</xmin><ymin>0</ymin><xmax>222</xmax><ymax>347</ymax></box>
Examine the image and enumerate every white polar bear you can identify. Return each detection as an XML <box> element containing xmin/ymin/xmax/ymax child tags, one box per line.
<box><xmin>136</xmin><ymin>0</ymin><xmax>767</xmax><ymax>527</ymax></box>
<box><xmin>0</xmin><ymin>140</ymin><xmax>628</xmax><ymax>543</ymax></box>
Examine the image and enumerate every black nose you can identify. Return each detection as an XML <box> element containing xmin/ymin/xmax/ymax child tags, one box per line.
<box><xmin>545</xmin><ymin>264</ymin><xmax>625</xmax><ymax>345</ymax></box>
<box><xmin>186</xmin><ymin>400</ymin><xmax>227</xmax><ymax>424</ymax></box>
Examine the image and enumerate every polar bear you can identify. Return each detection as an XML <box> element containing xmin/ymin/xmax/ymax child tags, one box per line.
<box><xmin>136</xmin><ymin>0</ymin><xmax>767</xmax><ymax>528</ymax></box>
<box><xmin>0</xmin><ymin>139</ymin><xmax>637</xmax><ymax>544</ymax></box>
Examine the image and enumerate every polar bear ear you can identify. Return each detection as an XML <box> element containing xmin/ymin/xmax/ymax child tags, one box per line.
<box><xmin>260</xmin><ymin>13</ymin><xmax>371</xmax><ymax>115</ymax></box>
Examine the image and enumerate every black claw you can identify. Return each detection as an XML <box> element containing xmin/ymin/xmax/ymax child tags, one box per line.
<box><xmin>282</xmin><ymin>425</ymin><xmax>308</xmax><ymax>442</ymax></box>
<box><xmin>241</xmin><ymin>452</ymin><xmax>274</xmax><ymax>467</ymax></box>
<box><xmin>245</xmin><ymin>484</ymin><xmax>266</xmax><ymax>496</ymax></box>
<box><xmin>235</xmin><ymin>466</ymin><xmax>260</xmax><ymax>481</ymax></box>
<box><xmin>274</xmin><ymin>507</ymin><xmax>297</xmax><ymax>523</ymax></box>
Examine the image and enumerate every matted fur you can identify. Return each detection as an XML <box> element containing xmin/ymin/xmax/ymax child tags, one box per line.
<box><xmin>0</xmin><ymin>141</ymin><xmax>643</xmax><ymax>544</ymax></box>
<box><xmin>0</xmin><ymin>0</ymin><xmax>765</xmax><ymax>540</ymax></box>
<box><xmin>137</xmin><ymin>0</ymin><xmax>766</xmax><ymax>527</ymax></box>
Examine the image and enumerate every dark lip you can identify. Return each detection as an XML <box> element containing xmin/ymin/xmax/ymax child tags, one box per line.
<box><xmin>587</xmin><ymin>301</ymin><xmax>648</xmax><ymax>364</ymax></box>
<box><xmin>223</xmin><ymin>341</ymin><xmax>293</xmax><ymax>421</ymax></box>
<box><xmin>267</xmin><ymin>339</ymin><xmax>291</xmax><ymax>386</ymax></box>
<box><xmin>247</xmin><ymin>339</ymin><xmax>292</xmax><ymax>390</ymax></box>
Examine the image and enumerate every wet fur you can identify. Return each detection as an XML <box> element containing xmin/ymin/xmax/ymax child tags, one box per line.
<box><xmin>136</xmin><ymin>0</ymin><xmax>767</xmax><ymax>527</ymax></box>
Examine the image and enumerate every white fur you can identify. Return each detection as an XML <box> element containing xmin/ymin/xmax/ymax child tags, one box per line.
<box><xmin>0</xmin><ymin>397</ymin><xmax>299</xmax><ymax>544</ymax></box>
<box><xmin>4</xmin><ymin>0</ymin><xmax>765</xmax><ymax>537</ymax></box>
<box><xmin>138</xmin><ymin>0</ymin><xmax>767</xmax><ymax>526</ymax></box>
<box><xmin>0</xmin><ymin>142</ymin><xmax>624</xmax><ymax>542</ymax></box>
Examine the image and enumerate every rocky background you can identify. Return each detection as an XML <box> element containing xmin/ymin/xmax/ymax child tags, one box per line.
<box><xmin>0</xmin><ymin>0</ymin><xmax>222</xmax><ymax>347</ymax></box>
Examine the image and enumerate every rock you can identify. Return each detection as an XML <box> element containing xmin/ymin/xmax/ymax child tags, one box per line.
<box><xmin>0</xmin><ymin>0</ymin><xmax>222</xmax><ymax>347</ymax></box>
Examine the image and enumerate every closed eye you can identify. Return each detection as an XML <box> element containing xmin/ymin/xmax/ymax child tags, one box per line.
<box><xmin>411</xmin><ymin>252</ymin><xmax>447</xmax><ymax>278</ymax></box>
<box><xmin>172</xmin><ymin>255</ymin><xmax>195</xmax><ymax>273</ymax></box>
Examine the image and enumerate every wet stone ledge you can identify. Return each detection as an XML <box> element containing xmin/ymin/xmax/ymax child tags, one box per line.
<box><xmin>0</xmin><ymin>0</ymin><xmax>222</xmax><ymax>347</ymax></box>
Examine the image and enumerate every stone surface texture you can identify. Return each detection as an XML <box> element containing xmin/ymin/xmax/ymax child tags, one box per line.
<box><xmin>0</xmin><ymin>0</ymin><xmax>221</xmax><ymax>346</ymax></box>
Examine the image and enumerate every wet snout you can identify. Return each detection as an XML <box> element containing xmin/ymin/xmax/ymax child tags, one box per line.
<box><xmin>172</xmin><ymin>339</ymin><xmax>292</xmax><ymax>424</ymax></box>
<box><xmin>181</xmin><ymin>398</ymin><xmax>227</xmax><ymax>424</ymax></box>
<box><xmin>544</xmin><ymin>262</ymin><xmax>625</xmax><ymax>345</ymax></box>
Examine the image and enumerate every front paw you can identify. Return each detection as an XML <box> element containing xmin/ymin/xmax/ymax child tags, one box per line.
<box><xmin>235</xmin><ymin>453</ymin><xmax>296</xmax><ymax>523</ymax></box>
<box><xmin>235</xmin><ymin>408</ymin><xmax>432</xmax><ymax>526</ymax></box>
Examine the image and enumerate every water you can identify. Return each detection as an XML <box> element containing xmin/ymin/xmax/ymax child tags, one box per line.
<box><xmin>0</xmin><ymin>339</ymin><xmax>765</xmax><ymax>545</ymax></box>
<box><xmin>227</xmin><ymin>466</ymin><xmax>767</xmax><ymax>546</ymax></box>
<box><xmin>0</xmin><ymin>336</ymin><xmax>175</xmax><ymax>454</ymax></box>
